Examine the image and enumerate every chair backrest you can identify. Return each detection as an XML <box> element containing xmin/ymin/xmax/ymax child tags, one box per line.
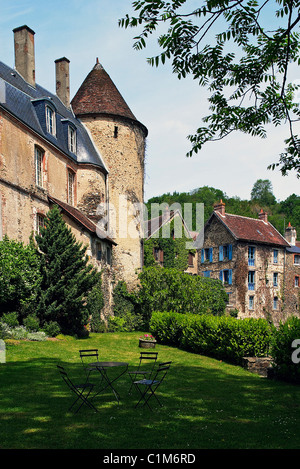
<box><xmin>137</xmin><ymin>351</ymin><xmax>158</xmax><ymax>372</ymax></box>
<box><xmin>79</xmin><ymin>349</ymin><xmax>99</xmax><ymax>370</ymax></box>
<box><xmin>57</xmin><ymin>364</ymin><xmax>75</xmax><ymax>391</ymax></box>
<box><xmin>153</xmin><ymin>361</ymin><xmax>172</xmax><ymax>383</ymax></box>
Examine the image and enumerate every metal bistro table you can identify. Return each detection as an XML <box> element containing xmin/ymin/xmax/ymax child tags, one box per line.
<box><xmin>89</xmin><ymin>362</ymin><xmax>128</xmax><ymax>405</ymax></box>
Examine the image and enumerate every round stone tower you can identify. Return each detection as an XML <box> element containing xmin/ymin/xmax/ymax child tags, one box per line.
<box><xmin>71</xmin><ymin>59</ymin><xmax>148</xmax><ymax>289</ymax></box>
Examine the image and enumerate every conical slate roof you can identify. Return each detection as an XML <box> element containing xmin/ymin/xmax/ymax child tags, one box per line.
<box><xmin>71</xmin><ymin>60</ymin><xmax>147</xmax><ymax>136</ymax></box>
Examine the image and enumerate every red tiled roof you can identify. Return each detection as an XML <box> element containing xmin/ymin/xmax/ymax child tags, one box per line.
<box><xmin>71</xmin><ymin>61</ymin><xmax>147</xmax><ymax>136</ymax></box>
<box><xmin>48</xmin><ymin>196</ymin><xmax>117</xmax><ymax>245</ymax></box>
<box><xmin>214</xmin><ymin>211</ymin><xmax>290</xmax><ymax>247</ymax></box>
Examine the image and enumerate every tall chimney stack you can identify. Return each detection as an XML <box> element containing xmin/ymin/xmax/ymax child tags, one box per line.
<box><xmin>214</xmin><ymin>199</ymin><xmax>226</xmax><ymax>216</ymax></box>
<box><xmin>13</xmin><ymin>25</ymin><xmax>35</xmax><ymax>87</ymax></box>
<box><xmin>258</xmin><ymin>209</ymin><xmax>268</xmax><ymax>223</ymax></box>
<box><xmin>55</xmin><ymin>57</ymin><xmax>70</xmax><ymax>108</ymax></box>
<box><xmin>285</xmin><ymin>222</ymin><xmax>297</xmax><ymax>246</ymax></box>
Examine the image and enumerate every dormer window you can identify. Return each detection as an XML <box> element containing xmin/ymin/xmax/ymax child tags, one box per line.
<box><xmin>68</xmin><ymin>125</ymin><xmax>76</xmax><ymax>153</ymax></box>
<box><xmin>46</xmin><ymin>105</ymin><xmax>56</xmax><ymax>136</ymax></box>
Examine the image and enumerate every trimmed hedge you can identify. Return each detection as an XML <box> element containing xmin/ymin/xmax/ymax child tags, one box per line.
<box><xmin>150</xmin><ymin>311</ymin><xmax>274</xmax><ymax>365</ymax></box>
<box><xmin>271</xmin><ymin>316</ymin><xmax>300</xmax><ymax>383</ymax></box>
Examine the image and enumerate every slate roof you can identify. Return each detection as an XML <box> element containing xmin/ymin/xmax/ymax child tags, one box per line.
<box><xmin>48</xmin><ymin>196</ymin><xmax>117</xmax><ymax>245</ymax></box>
<box><xmin>212</xmin><ymin>211</ymin><xmax>290</xmax><ymax>247</ymax></box>
<box><xmin>71</xmin><ymin>61</ymin><xmax>148</xmax><ymax>137</ymax></box>
<box><xmin>145</xmin><ymin>209</ymin><xmax>193</xmax><ymax>240</ymax></box>
<box><xmin>0</xmin><ymin>61</ymin><xmax>107</xmax><ymax>173</ymax></box>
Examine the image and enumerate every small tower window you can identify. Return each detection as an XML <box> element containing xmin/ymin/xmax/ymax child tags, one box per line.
<box><xmin>114</xmin><ymin>126</ymin><xmax>118</xmax><ymax>138</ymax></box>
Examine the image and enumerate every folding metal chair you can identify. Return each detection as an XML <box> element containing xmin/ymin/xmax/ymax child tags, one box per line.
<box><xmin>128</xmin><ymin>351</ymin><xmax>158</xmax><ymax>394</ymax></box>
<box><xmin>57</xmin><ymin>365</ymin><xmax>98</xmax><ymax>413</ymax></box>
<box><xmin>133</xmin><ymin>361</ymin><xmax>172</xmax><ymax>410</ymax></box>
<box><xmin>79</xmin><ymin>349</ymin><xmax>99</xmax><ymax>380</ymax></box>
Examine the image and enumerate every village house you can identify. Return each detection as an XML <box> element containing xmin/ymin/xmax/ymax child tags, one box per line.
<box><xmin>0</xmin><ymin>26</ymin><xmax>147</xmax><ymax>315</ymax></box>
<box><xmin>144</xmin><ymin>206</ymin><xmax>198</xmax><ymax>274</ymax></box>
<box><xmin>199</xmin><ymin>200</ymin><xmax>300</xmax><ymax>324</ymax></box>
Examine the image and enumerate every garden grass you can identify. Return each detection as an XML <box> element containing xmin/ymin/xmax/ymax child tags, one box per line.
<box><xmin>0</xmin><ymin>331</ymin><xmax>300</xmax><ymax>450</ymax></box>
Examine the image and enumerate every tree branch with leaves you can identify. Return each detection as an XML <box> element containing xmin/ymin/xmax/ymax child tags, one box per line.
<box><xmin>119</xmin><ymin>0</ymin><xmax>300</xmax><ymax>176</ymax></box>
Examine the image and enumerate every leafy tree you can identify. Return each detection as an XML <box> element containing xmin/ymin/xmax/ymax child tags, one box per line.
<box><xmin>0</xmin><ymin>236</ymin><xmax>41</xmax><ymax>319</ymax></box>
<box><xmin>250</xmin><ymin>179</ymin><xmax>277</xmax><ymax>205</ymax></box>
<box><xmin>120</xmin><ymin>0</ymin><xmax>300</xmax><ymax>176</ymax></box>
<box><xmin>136</xmin><ymin>266</ymin><xmax>228</xmax><ymax>327</ymax></box>
<box><xmin>35</xmin><ymin>205</ymin><xmax>101</xmax><ymax>335</ymax></box>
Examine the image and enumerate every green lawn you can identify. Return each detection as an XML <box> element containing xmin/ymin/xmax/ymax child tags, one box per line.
<box><xmin>0</xmin><ymin>332</ymin><xmax>299</xmax><ymax>450</ymax></box>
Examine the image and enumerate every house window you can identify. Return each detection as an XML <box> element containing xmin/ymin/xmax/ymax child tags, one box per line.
<box><xmin>46</xmin><ymin>105</ymin><xmax>56</xmax><ymax>136</ymax></box>
<box><xmin>219</xmin><ymin>244</ymin><xmax>232</xmax><ymax>261</ymax></box>
<box><xmin>68</xmin><ymin>126</ymin><xmax>76</xmax><ymax>153</ymax></box>
<box><xmin>114</xmin><ymin>126</ymin><xmax>118</xmax><ymax>138</ymax></box>
<box><xmin>273</xmin><ymin>249</ymin><xmax>278</xmax><ymax>264</ymax></box>
<box><xmin>153</xmin><ymin>247</ymin><xmax>164</xmax><ymax>265</ymax></box>
<box><xmin>273</xmin><ymin>272</ymin><xmax>278</xmax><ymax>287</ymax></box>
<box><xmin>107</xmin><ymin>246</ymin><xmax>112</xmax><ymax>265</ymax></box>
<box><xmin>188</xmin><ymin>252</ymin><xmax>194</xmax><ymax>267</ymax></box>
<box><xmin>201</xmin><ymin>247</ymin><xmax>213</xmax><ymax>263</ymax></box>
<box><xmin>273</xmin><ymin>296</ymin><xmax>278</xmax><ymax>310</ymax></box>
<box><xmin>68</xmin><ymin>170</ymin><xmax>75</xmax><ymax>205</ymax></box>
<box><xmin>295</xmin><ymin>276</ymin><xmax>299</xmax><ymax>287</ymax></box>
<box><xmin>36</xmin><ymin>213</ymin><xmax>45</xmax><ymax>234</ymax></box>
<box><xmin>294</xmin><ymin>255</ymin><xmax>300</xmax><ymax>265</ymax></box>
<box><xmin>203</xmin><ymin>271</ymin><xmax>211</xmax><ymax>278</ymax></box>
<box><xmin>248</xmin><ymin>246</ymin><xmax>255</xmax><ymax>266</ymax></box>
<box><xmin>35</xmin><ymin>146</ymin><xmax>44</xmax><ymax>188</ymax></box>
<box><xmin>219</xmin><ymin>269</ymin><xmax>232</xmax><ymax>285</ymax></box>
<box><xmin>96</xmin><ymin>243</ymin><xmax>102</xmax><ymax>261</ymax></box>
<box><xmin>249</xmin><ymin>295</ymin><xmax>254</xmax><ymax>310</ymax></box>
<box><xmin>248</xmin><ymin>271</ymin><xmax>255</xmax><ymax>290</ymax></box>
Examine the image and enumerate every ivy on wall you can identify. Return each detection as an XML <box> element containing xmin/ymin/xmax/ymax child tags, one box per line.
<box><xmin>144</xmin><ymin>217</ymin><xmax>195</xmax><ymax>271</ymax></box>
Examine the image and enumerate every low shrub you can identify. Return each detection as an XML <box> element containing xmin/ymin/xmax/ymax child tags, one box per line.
<box><xmin>271</xmin><ymin>316</ymin><xmax>300</xmax><ymax>383</ymax></box>
<box><xmin>150</xmin><ymin>311</ymin><xmax>274</xmax><ymax>365</ymax></box>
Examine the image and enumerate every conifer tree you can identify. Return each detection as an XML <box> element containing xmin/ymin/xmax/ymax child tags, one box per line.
<box><xmin>35</xmin><ymin>205</ymin><xmax>101</xmax><ymax>335</ymax></box>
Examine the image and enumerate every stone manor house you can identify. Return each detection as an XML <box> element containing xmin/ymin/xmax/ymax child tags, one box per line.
<box><xmin>199</xmin><ymin>200</ymin><xmax>300</xmax><ymax>324</ymax></box>
<box><xmin>0</xmin><ymin>26</ymin><xmax>147</xmax><ymax>315</ymax></box>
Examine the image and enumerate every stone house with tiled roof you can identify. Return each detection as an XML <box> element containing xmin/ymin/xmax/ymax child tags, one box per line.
<box><xmin>0</xmin><ymin>26</ymin><xmax>147</xmax><ymax>317</ymax></box>
<box><xmin>199</xmin><ymin>200</ymin><xmax>300</xmax><ymax>324</ymax></box>
<box><xmin>144</xmin><ymin>206</ymin><xmax>198</xmax><ymax>274</ymax></box>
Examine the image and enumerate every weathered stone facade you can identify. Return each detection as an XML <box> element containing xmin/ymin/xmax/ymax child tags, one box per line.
<box><xmin>0</xmin><ymin>26</ymin><xmax>147</xmax><ymax>318</ymax></box>
<box><xmin>199</xmin><ymin>201</ymin><xmax>300</xmax><ymax>324</ymax></box>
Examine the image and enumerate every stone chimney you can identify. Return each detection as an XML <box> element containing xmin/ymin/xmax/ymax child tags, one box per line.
<box><xmin>214</xmin><ymin>199</ymin><xmax>226</xmax><ymax>216</ymax></box>
<box><xmin>13</xmin><ymin>25</ymin><xmax>35</xmax><ymax>87</ymax></box>
<box><xmin>55</xmin><ymin>57</ymin><xmax>70</xmax><ymax>108</ymax></box>
<box><xmin>259</xmin><ymin>209</ymin><xmax>268</xmax><ymax>223</ymax></box>
<box><xmin>285</xmin><ymin>222</ymin><xmax>297</xmax><ymax>246</ymax></box>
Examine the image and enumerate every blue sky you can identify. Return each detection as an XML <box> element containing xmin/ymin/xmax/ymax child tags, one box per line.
<box><xmin>0</xmin><ymin>0</ymin><xmax>299</xmax><ymax>203</ymax></box>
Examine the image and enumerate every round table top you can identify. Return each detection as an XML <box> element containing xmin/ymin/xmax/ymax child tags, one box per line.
<box><xmin>89</xmin><ymin>361</ymin><xmax>128</xmax><ymax>368</ymax></box>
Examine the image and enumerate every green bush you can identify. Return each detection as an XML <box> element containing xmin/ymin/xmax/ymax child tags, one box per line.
<box><xmin>150</xmin><ymin>311</ymin><xmax>273</xmax><ymax>365</ymax></box>
<box><xmin>136</xmin><ymin>267</ymin><xmax>228</xmax><ymax>327</ymax></box>
<box><xmin>1</xmin><ymin>312</ymin><xmax>19</xmax><ymax>328</ymax></box>
<box><xmin>271</xmin><ymin>316</ymin><xmax>300</xmax><ymax>383</ymax></box>
<box><xmin>23</xmin><ymin>315</ymin><xmax>40</xmax><ymax>332</ymax></box>
<box><xmin>112</xmin><ymin>281</ymin><xmax>143</xmax><ymax>331</ymax></box>
<box><xmin>0</xmin><ymin>236</ymin><xmax>41</xmax><ymax>319</ymax></box>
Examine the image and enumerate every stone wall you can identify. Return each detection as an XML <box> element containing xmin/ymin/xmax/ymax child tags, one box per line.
<box><xmin>80</xmin><ymin>115</ymin><xmax>146</xmax><ymax>290</ymax></box>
